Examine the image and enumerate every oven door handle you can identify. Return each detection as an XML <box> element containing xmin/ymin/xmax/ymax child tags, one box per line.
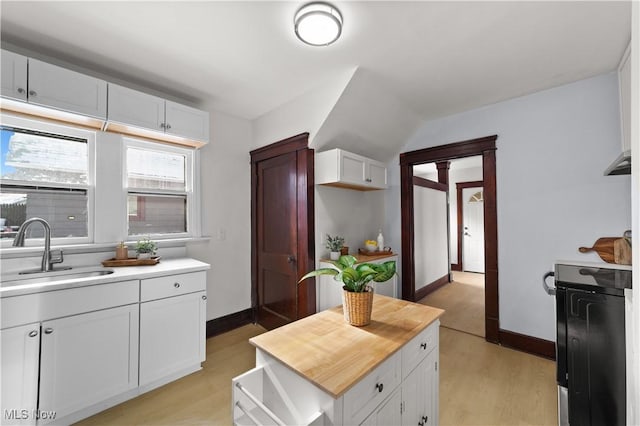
<box><xmin>543</xmin><ymin>271</ymin><xmax>556</xmax><ymax>296</ymax></box>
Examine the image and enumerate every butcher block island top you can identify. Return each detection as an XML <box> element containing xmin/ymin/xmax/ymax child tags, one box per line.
<box><xmin>249</xmin><ymin>294</ymin><xmax>444</xmax><ymax>398</ymax></box>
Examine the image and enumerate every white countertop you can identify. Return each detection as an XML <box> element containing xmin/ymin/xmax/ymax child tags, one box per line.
<box><xmin>555</xmin><ymin>259</ymin><xmax>632</xmax><ymax>271</ymax></box>
<box><xmin>0</xmin><ymin>257</ymin><xmax>210</xmax><ymax>298</ymax></box>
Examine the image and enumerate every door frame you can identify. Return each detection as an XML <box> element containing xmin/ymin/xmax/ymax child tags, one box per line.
<box><xmin>400</xmin><ymin>135</ymin><xmax>499</xmax><ymax>343</ymax></box>
<box><xmin>250</xmin><ymin>133</ymin><xmax>316</xmax><ymax>324</ymax></box>
<box><xmin>453</xmin><ymin>180</ymin><xmax>484</xmax><ymax>272</ymax></box>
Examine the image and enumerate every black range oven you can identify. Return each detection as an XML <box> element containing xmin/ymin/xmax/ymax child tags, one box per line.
<box><xmin>544</xmin><ymin>263</ymin><xmax>631</xmax><ymax>426</ymax></box>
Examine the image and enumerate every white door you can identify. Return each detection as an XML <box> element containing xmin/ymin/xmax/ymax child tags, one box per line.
<box><xmin>38</xmin><ymin>304</ymin><xmax>139</xmax><ymax>421</ymax></box>
<box><xmin>1</xmin><ymin>323</ymin><xmax>40</xmax><ymax>426</ymax></box>
<box><xmin>139</xmin><ymin>291</ymin><xmax>206</xmax><ymax>386</ymax></box>
<box><xmin>339</xmin><ymin>150</ymin><xmax>368</xmax><ymax>185</ymax></box>
<box><xmin>402</xmin><ymin>350</ymin><xmax>437</xmax><ymax>426</ymax></box>
<box><xmin>107</xmin><ymin>83</ymin><xmax>165</xmax><ymax>131</ymax></box>
<box><xmin>462</xmin><ymin>186</ymin><xmax>485</xmax><ymax>273</ymax></box>
<box><xmin>361</xmin><ymin>388</ymin><xmax>402</xmax><ymax>426</ymax></box>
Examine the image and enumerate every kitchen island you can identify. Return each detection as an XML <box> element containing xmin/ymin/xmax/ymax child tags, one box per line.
<box><xmin>233</xmin><ymin>295</ymin><xmax>444</xmax><ymax>425</ymax></box>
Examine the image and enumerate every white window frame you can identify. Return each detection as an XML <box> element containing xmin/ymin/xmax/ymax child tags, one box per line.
<box><xmin>0</xmin><ymin>114</ymin><xmax>95</xmax><ymax>247</ymax></box>
<box><xmin>123</xmin><ymin>138</ymin><xmax>198</xmax><ymax>240</ymax></box>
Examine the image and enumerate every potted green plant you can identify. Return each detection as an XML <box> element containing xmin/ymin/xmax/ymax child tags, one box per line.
<box><xmin>326</xmin><ymin>234</ymin><xmax>345</xmax><ymax>260</ymax></box>
<box><xmin>135</xmin><ymin>237</ymin><xmax>157</xmax><ymax>259</ymax></box>
<box><xmin>299</xmin><ymin>255</ymin><xmax>396</xmax><ymax>326</ymax></box>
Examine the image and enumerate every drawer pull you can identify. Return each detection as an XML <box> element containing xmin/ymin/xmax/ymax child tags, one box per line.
<box><xmin>28</xmin><ymin>330</ymin><xmax>38</xmax><ymax>338</ymax></box>
<box><xmin>421</xmin><ymin>342</ymin><xmax>427</xmax><ymax>350</ymax></box>
<box><xmin>174</xmin><ymin>282</ymin><xmax>180</xmax><ymax>288</ymax></box>
<box><xmin>44</xmin><ymin>328</ymin><xmax>53</xmax><ymax>334</ymax></box>
<box><xmin>202</xmin><ymin>295</ymin><xmax>207</xmax><ymax>300</ymax></box>
<box><xmin>375</xmin><ymin>382</ymin><xmax>384</xmax><ymax>393</ymax></box>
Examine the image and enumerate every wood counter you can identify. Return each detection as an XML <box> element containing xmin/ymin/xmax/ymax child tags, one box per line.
<box><xmin>249</xmin><ymin>295</ymin><xmax>444</xmax><ymax>398</ymax></box>
<box><xmin>319</xmin><ymin>252</ymin><xmax>396</xmax><ymax>264</ymax></box>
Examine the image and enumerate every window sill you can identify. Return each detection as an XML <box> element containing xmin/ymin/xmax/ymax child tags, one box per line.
<box><xmin>0</xmin><ymin>236</ymin><xmax>211</xmax><ymax>259</ymax></box>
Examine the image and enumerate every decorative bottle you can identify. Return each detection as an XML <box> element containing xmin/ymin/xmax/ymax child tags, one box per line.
<box><xmin>377</xmin><ymin>229</ymin><xmax>384</xmax><ymax>252</ymax></box>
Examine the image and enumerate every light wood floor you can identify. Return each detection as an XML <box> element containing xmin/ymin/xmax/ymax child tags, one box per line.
<box><xmin>419</xmin><ymin>271</ymin><xmax>485</xmax><ymax>337</ymax></box>
<box><xmin>77</xmin><ymin>322</ymin><xmax>557</xmax><ymax>426</ymax></box>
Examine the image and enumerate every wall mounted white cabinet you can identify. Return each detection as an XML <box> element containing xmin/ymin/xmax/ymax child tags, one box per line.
<box><xmin>618</xmin><ymin>41</ymin><xmax>631</xmax><ymax>153</ymax></box>
<box><xmin>107</xmin><ymin>83</ymin><xmax>210</xmax><ymax>145</ymax></box>
<box><xmin>38</xmin><ymin>304</ymin><xmax>139</xmax><ymax>422</ymax></box>
<box><xmin>28</xmin><ymin>58</ymin><xmax>108</xmax><ymax>119</ymax></box>
<box><xmin>1</xmin><ymin>50</ymin><xmax>28</xmax><ymax>102</ymax></box>
<box><xmin>139</xmin><ymin>272</ymin><xmax>207</xmax><ymax>387</ymax></box>
<box><xmin>316</xmin><ymin>148</ymin><xmax>388</xmax><ymax>191</ymax></box>
<box><xmin>0</xmin><ymin>50</ymin><xmax>107</xmax><ymax>120</ymax></box>
<box><xmin>0</xmin><ymin>323</ymin><xmax>40</xmax><ymax>425</ymax></box>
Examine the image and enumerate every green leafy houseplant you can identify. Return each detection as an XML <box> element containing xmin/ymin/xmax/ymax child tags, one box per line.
<box><xmin>325</xmin><ymin>234</ymin><xmax>345</xmax><ymax>252</ymax></box>
<box><xmin>299</xmin><ymin>255</ymin><xmax>396</xmax><ymax>293</ymax></box>
<box><xmin>135</xmin><ymin>237</ymin><xmax>157</xmax><ymax>255</ymax></box>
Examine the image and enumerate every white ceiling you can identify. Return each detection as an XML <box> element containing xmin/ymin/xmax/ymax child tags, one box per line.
<box><xmin>0</xmin><ymin>1</ymin><xmax>632</xmax><ymax>122</ymax></box>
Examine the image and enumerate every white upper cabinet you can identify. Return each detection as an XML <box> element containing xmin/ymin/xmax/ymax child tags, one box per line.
<box><xmin>108</xmin><ymin>83</ymin><xmax>165</xmax><ymax>131</ymax></box>
<box><xmin>165</xmin><ymin>100</ymin><xmax>210</xmax><ymax>142</ymax></box>
<box><xmin>618</xmin><ymin>41</ymin><xmax>631</xmax><ymax>153</ymax></box>
<box><xmin>107</xmin><ymin>85</ymin><xmax>210</xmax><ymax>145</ymax></box>
<box><xmin>316</xmin><ymin>148</ymin><xmax>388</xmax><ymax>190</ymax></box>
<box><xmin>28</xmin><ymin>58</ymin><xmax>107</xmax><ymax>119</ymax></box>
<box><xmin>1</xmin><ymin>50</ymin><xmax>28</xmax><ymax>101</ymax></box>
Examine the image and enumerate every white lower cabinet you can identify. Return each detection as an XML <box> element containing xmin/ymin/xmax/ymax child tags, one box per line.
<box><xmin>232</xmin><ymin>320</ymin><xmax>439</xmax><ymax>426</ymax></box>
<box><xmin>361</xmin><ymin>388</ymin><xmax>402</xmax><ymax>426</ymax></box>
<box><xmin>139</xmin><ymin>291</ymin><xmax>206</xmax><ymax>386</ymax></box>
<box><xmin>38</xmin><ymin>304</ymin><xmax>139</xmax><ymax>422</ymax></box>
<box><xmin>0</xmin><ymin>265</ymin><xmax>209</xmax><ymax>425</ymax></box>
<box><xmin>0</xmin><ymin>324</ymin><xmax>40</xmax><ymax>426</ymax></box>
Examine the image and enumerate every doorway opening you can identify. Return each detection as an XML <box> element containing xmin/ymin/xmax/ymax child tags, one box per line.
<box><xmin>400</xmin><ymin>135</ymin><xmax>499</xmax><ymax>343</ymax></box>
<box><xmin>413</xmin><ymin>158</ymin><xmax>486</xmax><ymax>338</ymax></box>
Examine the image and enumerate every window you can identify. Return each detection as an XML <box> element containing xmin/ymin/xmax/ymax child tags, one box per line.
<box><xmin>125</xmin><ymin>139</ymin><xmax>193</xmax><ymax>237</ymax></box>
<box><xmin>0</xmin><ymin>119</ymin><xmax>94</xmax><ymax>244</ymax></box>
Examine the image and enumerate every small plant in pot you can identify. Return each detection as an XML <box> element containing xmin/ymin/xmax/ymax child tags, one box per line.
<box><xmin>135</xmin><ymin>237</ymin><xmax>157</xmax><ymax>260</ymax></box>
<box><xmin>325</xmin><ymin>234</ymin><xmax>345</xmax><ymax>260</ymax></box>
<box><xmin>299</xmin><ymin>255</ymin><xmax>396</xmax><ymax>326</ymax></box>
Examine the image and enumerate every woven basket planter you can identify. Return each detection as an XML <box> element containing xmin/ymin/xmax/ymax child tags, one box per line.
<box><xmin>342</xmin><ymin>286</ymin><xmax>374</xmax><ymax>326</ymax></box>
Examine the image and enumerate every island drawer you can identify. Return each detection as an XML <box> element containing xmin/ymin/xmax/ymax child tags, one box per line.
<box><xmin>140</xmin><ymin>271</ymin><xmax>206</xmax><ymax>302</ymax></box>
<box><xmin>343</xmin><ymin>350</ymin><xmax>401</xmax><ymax>425</ymax></box>
<box><xmin>402</xmin><ymin>320</ymin><xmax>439</xmax><ymax>379</ymax></box>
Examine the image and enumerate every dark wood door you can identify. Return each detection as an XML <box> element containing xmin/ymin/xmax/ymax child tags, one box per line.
<box><xmin>251</xmin><ymin>134</ymin><xmax>315</xmax><ymax>330</ymax></box>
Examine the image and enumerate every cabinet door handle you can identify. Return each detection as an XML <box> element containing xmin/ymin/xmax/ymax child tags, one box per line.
<box><xmin>419</xmin><ymin>422</ymin><xmax>424</xmax><ymax>426</ymax></box>
<box><xmin>174</xmin><ymin>282</ymin><xmax>180</xmax><ymax>288</ymax></box>
<box><xmin>160</xmin><ymin>123</ymin><xmax>166</xmax><ymax>129</ymax></box>
<box><xmin>165</xmin><ymin>123</ymin><xmax>172</xmax><ymax>130</ymax></box>
<box><xmin>29</xmin><ymin>90</ymin><xmax>37</xmax><ymax>97</ymax></box>
<box><xmin>422</xmin><ymin>415</ymin><xmax>428</xmax><ymax>423</ymax></box>
<box><xmin>28</xmin><ymin>330</ymin><xmax>38</xmax><ymax>338</ymax></box>
<box><xmin>202</xmin><ymin>295</ymin><xmax>207</xmax><ymax>300</ymax></box>
<box><xmin>375</xmin><ymin>383</ymin><xmax>383</xmax><ymax>393</ymax></box>
<box><xmin>17</xmin><ymin>87</ymin><xmax>25</xmax><ymax>94</ymax></box>
<box><xmin>421</xmin><ymin>342</ymin><xmax>427</xmax><ymax>350</ymax></box>
<box><xmin>44</xmin><ymin>328</ymin><xmax>53</xmax><ymax>334</ymax></box>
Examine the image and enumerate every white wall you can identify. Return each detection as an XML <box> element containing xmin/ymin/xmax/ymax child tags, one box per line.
<box><xmin>414</xmin><ymin>186</ymin><xmax>448</xmax><ymax>289</ymax></box>
<box><xmin>448</xmin><ymin>165</ymin><xmax>483</xmax><ymax>263</ymax></box>
<box><xmin>186</xmin><ymin>109</ymin><xmax>254</xmax><ymax>321</ymax></box>
<box><xmin>315</xmin><ymin>186</ymin><xmax>385</xmax><ymax>261</ymax></box>
<box><xmin>388</xmin><ymin>73</ymin><xmax>631</xmax><ymax>340</ymax></box>
<box><xmin>252</xmin><ymin>68</ymin><xmax>356</xmax><ymax>149</ymax></box>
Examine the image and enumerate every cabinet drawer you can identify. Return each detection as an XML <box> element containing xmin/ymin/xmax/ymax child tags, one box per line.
<box><xmin>344</xmin><ymin>351</ymin><xmax>401</xmax><ymax>425</ymax></box>
<box><xmin>402</xmin><ymin>321</ymin><xmax>438</xmax><ymax>379</ymax></box>
<box><xmin>140</xmin><ymin>271</ymin><xmax>206</xmax><ymax>302</ymax></box>
<box><xmin>1</xmin><ymin>280</ymin><xmax>139</xmax><ymax>329</ymax></box>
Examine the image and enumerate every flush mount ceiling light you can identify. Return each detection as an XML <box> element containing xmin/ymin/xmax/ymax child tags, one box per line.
<box><xmin>294</xmin><ymin>2</ymin><xmax>343</xmax><ymax>46</ymax></box>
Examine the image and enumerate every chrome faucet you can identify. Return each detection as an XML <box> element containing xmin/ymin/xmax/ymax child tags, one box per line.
<box><xmin>12</xmin><ymin>218</ymin><xmax>69</xmax><ymax>274</ymax></box>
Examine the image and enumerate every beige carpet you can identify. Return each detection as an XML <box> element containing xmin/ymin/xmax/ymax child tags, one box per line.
<box><xmin>419</xmin><ymin>271</ymin><xmax>485</xmax><ymax>337</ymax></box>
